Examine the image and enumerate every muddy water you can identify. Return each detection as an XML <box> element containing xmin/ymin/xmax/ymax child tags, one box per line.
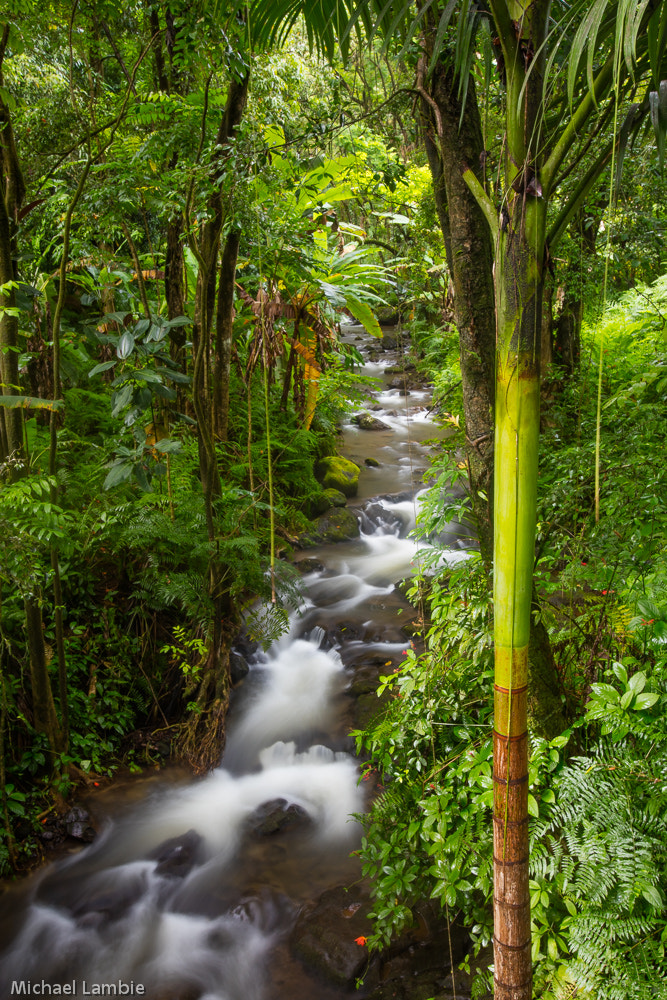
<box><xmin>0</xmin><ymin>327</ymin><xmax>473</xmax><ymax>1000</ymax></box>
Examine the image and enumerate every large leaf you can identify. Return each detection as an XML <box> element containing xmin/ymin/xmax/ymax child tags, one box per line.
<box><xmin>344</xmin><ymin>297</ymin><xmax>382</xmax><ymax>339</ymax></box>
<box><xmin>104</xmin><ymin>460</ymin><xmax>133</xmax><ymax>490</ymax></box>
<box><xmin>88</xmin><ymin>360</ymin><xmax>117</xmax><ymax>377</ymax></box>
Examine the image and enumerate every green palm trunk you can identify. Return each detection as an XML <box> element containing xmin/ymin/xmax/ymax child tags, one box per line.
<box><xmin>492</xmin><ymin>205</ymin><xmax>545</xmax><ymax>1000</ymax></box>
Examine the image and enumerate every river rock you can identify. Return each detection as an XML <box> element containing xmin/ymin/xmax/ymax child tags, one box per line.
<box><xmin>315</xmin><ymin>456</ymin><xmax>361</xmax><ymax>497</ymax></box>
<box><xmin>230</xmin><ymin>651</ymin><xmax>250</xmax><ymax>684</ymax></box>
<box><xmin>353</xmin><ymin>412</ymin><xmax>391</xmax><ymax>431</ymax></box>
<box><xmin>294</xmin><ymin>557</ymin><xmax>325</xmax><ymax>574</ymax></box>
<box><xmin>72</xmin><ymin>875</ymin><xmax>149</xmax><ymax>927</ymax></box>
<box><xmin>324</xmin><ymin>488</ymin><xmax>347</xmax><ymax>507</ymax></box>
<box><xmin>309</xmin><ymin>491</ymin><xmax>335</xmax><ymax>516</ymax></box>
<box><xmin>148</xmin><ymin>829</ymin><xmax>205</xmax><ymax>878</ymax></box>
<box><xmin>246</xmin><ymin>798</ymin><xmax>312</xmax><ymax>836</ymax></box>
<box><xmin>365</xmin><ymin>457</ymin><xmax>380</xmax><ymax>467</ymax></box>
<box><xmin>291</xmin><ymin>884</ymin><xmax>374</xmax><ymax>987</ymax></box>
<box><xmin>300</xmin><ymin>507</ymin><xmax>361</xmax><ymax>547</ymax></box>
<box><xmin>64</xmin><ymin>805</ymin><xmax>96</xmax><ymax>842</ymax></box>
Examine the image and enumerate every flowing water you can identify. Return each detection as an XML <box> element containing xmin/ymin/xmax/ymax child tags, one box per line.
<box><xmin>0</xmin><ymin>328</ymin><xmax>473</xmax><ymax>1000</ymax></box>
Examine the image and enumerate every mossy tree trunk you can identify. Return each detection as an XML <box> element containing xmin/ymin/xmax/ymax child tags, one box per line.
<box><xmin>0</xmin><ymin>27</ymin><xmax>25</xmax><ymax>464</ymax></box>
<box><xmin>181</xmin><ymin>73</ymin><xmax>248</xmax><ymax>767</ymax></box>
<box><xmin>418</xmin><ymin>48</ymin><xmax>496</xmax><ymax>567</ymax></box>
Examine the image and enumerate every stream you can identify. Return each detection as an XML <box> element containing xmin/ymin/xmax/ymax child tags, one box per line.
<box><xmin>0</xmin><ymin>327</ymin><xmax>474</xmax><ymax>1000</ymax></box>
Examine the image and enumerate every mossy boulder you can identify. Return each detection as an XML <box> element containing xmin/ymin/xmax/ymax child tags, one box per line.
<box><xmin>298</xmin><ymin>507</ymin><xmax>360</xmax><ymax>547</ymax></box>
<box><xmin>315</xmin><ymin>456</ymin><xmax>360</xmax><ymax>498</ymax></box>
<box><xmin>324</xmin><ymin>488</ymin><xmax>347</xmax><ymax>507</ymax></box>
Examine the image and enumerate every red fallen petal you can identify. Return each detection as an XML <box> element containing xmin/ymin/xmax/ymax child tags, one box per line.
<box><xmin>355</xmin><ymin>936</ymin><xmax>367</xmax><ymax>946</ymax></box>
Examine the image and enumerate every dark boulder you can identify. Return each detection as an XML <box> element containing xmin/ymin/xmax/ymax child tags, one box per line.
<box><xmin>353</xmin><ymin>412</ymin><xmax>391</xmax><ymax>431</ymax></box>
<box><xmin>148</xmin><ymin>829</ymin><xmax>205</xmax><ymax>878</ymax></box>
<box><xmin>64</xmin><ymin>805</ymin><xmax>96</xmax><ymax>842</ymax></box>
<box><xmin>246</xmin><ymin>798</ymin><xmax>312</xmax><ymax>836</ymax></box>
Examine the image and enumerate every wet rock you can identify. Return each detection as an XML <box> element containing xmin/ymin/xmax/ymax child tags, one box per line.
<box><xmin>246</xmin><ymin>798</ymin><xmax>312</xmax><ymax>836</ymax></box>
<box><xmin>230</xmin><ymin>651</ymin><xmax>250</xmax><ymax>685</ymax></box>
<box><xmin>64</xmin><ymin>805</ymin><xmax>96</xmax><ymax>842</ymax></box>
<box><xmin>72</xmin><ymin>877</ymin><xmax>148</xmax><ymax>926</ymax></box>
<box><xmin>385</xmin><ymin>363</ymin><xmax>416</xmax><ymax>375</ymax></box>
<box><xmin>352</xmin><ymin>412</ymin><xmax>391</xmax><ymax>431</ymax></box>
<box><xmin>325</xmin><ymin>620</ymin><xmax>364</xmax><ymax>645</ymax></box>
<box><xmin>381</xmin><ymin>332</ymin><xmax>400</xmax><ymax>350</ymax></box>
<box><xmin>365</xmin><ymin>457</ymin><xmax>381</xmax><ymax>468</ymax></box>
<box><xmin>291</xmin><ymin>884</ymin><xmax>374</xmax><ymax>987</ymax></box>
<box><xmin>309</xmin><ymin>491</ymin><xmax>335</xmax><ymax>516</ymax></box>
<box><xmin>294</xmin><ymin>557</ymin><xmax>325</xmax><ymax>574</ymax></box>
<box><xmin>348</xmin><ymin>663</ymin><xmax>386</xmax><ymax>696</ymax></box>
<box><xmin>300</xmin><ymin>507</ymin><xmax>361</xmax><ymax>547</ymax></box>
<box><xmin>324</xmin><ymin>488</ymin><xmax>347</xmax><ymax>507</ymax></box>
<box><xmin>148</xmin><ymin>829</ymin><xmax>205</xmax><ymax>879</ymax></box>
<box><xmin>235</xmin><ymin>635</ymin><xmax>260</xmax><ymax>660</ymax></box>
<box><xmin>315</xmin><ymin>456</ymin><xmax>361</xmax><ymax>498</ymax></box>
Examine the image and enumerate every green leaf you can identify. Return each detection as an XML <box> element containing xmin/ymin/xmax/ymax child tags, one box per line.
<box><xmin>154</xmin><ymin>438</ymin><xmax>182</xmax><ymax>454</ymax></box>
<box><xmin>620</xmin><ymin>689</ymin><xmax>634</xmax><ymax>710</ymax></box>
<box><xmin>104</xmin><ymin>461</ymin><xmax>133</xmax><ymax>489</ymax></box>
<box><xmin>345</xmin><ymin>297</ymin><xmax>382</xmax><ymax>338</ymax></box>
<box><xmin>642</xmin><ymin>885</ymin><xmax>664</xmax><ymax>910</ymax></box>
<box><xmin>628</xmin><ymin>671</ymin><xmax>647</xmax><ymax>695</ymax></box>
<box><xmin>634</xmin><ymin>692</ymin><xmax>659</xmax><ymax>710</ymax></box>
<box><xmin>590</xmin><ymin>683</ymin><xmax>620</xmax><ymax>703</ymax></box>
<box><xmin>612</xmin><ymin>661</ymin><xmax>628</xmax><ymax>685</ymax></box>
<box><xmin>527</xmin><ymin>794</ymin><xmax>539</xmax><ymax>818</ymax></box>
<box><xmin>117</xmin><ymin>331</ymin><xmax>135</xmax><ymax>360</ymax></box>
<box><xmin>88</xmin><ymin>360</ymin><xmax>117</xmax><ymax>377</ymax></box>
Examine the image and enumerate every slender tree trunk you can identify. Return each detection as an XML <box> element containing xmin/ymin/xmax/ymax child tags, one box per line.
<box><xmin>0</xmin><ymin>58</ymin><xmax>24</xmax><ymax>461</ymax></box>
<box><xmin>418</xmin><ymin>53</ymin><xmax>496</xmax><ymax>566</ymax></box>
<box><xmin>24</xmin><ymin>595</ymin><xmax>62</xmax><ymax>757</ymax></box>
<box><xmin>213</xmin><ymin>229</ymin><xmax>240</xmax><ymax>441</ymax></box>
<box><xmin>484</xmin><ymin>4</ymin><xmax>550</xmax><ymax>995</ymax></box>
<box><xmin>0</xmin><ymin>212</ymin><xmax>22</xmax><ymax>460</ymax></box>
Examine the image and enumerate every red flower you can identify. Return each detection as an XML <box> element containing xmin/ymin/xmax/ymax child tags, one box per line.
<box><xmin>355</xmin><ymin>936</ymin><xmax>367</xmax><ymax>946</ymax></box>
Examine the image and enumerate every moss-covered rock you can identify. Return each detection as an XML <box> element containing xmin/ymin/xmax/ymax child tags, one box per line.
<box><xmin>324</xmin><ymin>488</ymin><xmax>347</xmax><ymax>507</ymax></box>
<box><xmin>315</xmin><ymin>507</ymin><xmax>360</xmax><ymax>543</ymax></box>
<box><xmin>315</xmin><ymin>456</ymin><xmax>360</xmax><ymax>498</ymax></box>
<box><xmin>298</xmin><ymin>507</ymin><xmax>360</xmax><ymax>547</ymax></box>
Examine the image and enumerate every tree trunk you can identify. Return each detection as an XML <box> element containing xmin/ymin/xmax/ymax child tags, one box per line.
<box><xmin>485</xmin><ymin>3</ymin><xmax>551</xmax><ymax>995</ymax></box>
<box><xmin>24</xmin><ymin>595</ymin><xmax>62</xmax><ymax>758</ymax></box>
<box><xmin>418</xmin><ymin>54</ymin><xmax>496</xmax><ymax>566</ymax></box>
<box><xmin>213</xmin><ymin>229</ymin><xmax>240</xmax><ymax>441</ymax></box>
<box><xmin>554</xmin><ymin>295</ymin><xmax>582</xmax><ymax>375</ymax></box>
<box><xmin>0</xmin><ymin>31</ymin><xmax>26</xmax><ymax>463</ymax></box>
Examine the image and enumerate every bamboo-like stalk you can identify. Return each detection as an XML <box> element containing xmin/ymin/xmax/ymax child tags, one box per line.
<box><xmin>492</xmin><ymin>344</ymin><xmax>539</xmax><ymax>1000</ymax></box>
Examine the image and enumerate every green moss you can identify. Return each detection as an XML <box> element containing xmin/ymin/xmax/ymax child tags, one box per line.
<box><xmin>315</xmin><ymin>456</ymin><xmax>360</xmax><ymax>497</ymax></box>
